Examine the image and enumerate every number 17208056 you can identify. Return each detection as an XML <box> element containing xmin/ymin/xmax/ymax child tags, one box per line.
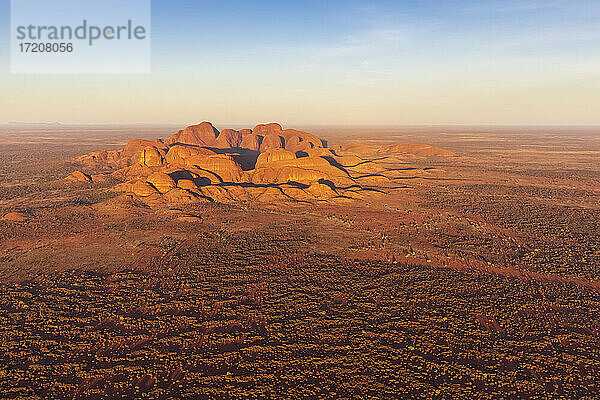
<box><xmin>19</xmin><ymin>42</ymin><xmax>73</xmax><ymax>53</ymax></box>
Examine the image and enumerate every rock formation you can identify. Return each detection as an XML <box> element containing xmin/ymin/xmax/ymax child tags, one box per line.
<box><xmin>70</xmin><ymin>122</ymin><xmax>454</xmax><ymax>206</ymax></box>
<box><xmin>2</xmin><ymin>212</ymin><xmax>29</xmax><ymax>222</ymax></box>
<box><xmin>66</xmin><ymin>170</ymin><xmax>93</xmax><ymax>183</ymax></box>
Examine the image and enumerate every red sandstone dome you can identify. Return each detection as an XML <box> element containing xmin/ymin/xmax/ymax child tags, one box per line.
<box><xmin>166</xmin><ymin>122</ymin><xmax>220</xmax><ymax>147</ymax></box>
<box><xmin>146</xmin><ymin>172</ymin><xmax>176</xmax><ymax>193</ymax></box>
<box><xmin>253</xmin><ymin>123</ymin><xmax>283</xmax><ymax>136</ymax></box>
<box><xmin>255</xmin><ymin>149</ymin><xmax>296</xmax><ymax>168</ymax></box>
<box><xmin>215</xmin><ymin>129</ymin><xmax>243</xmax><ymax>148</ymax></box>
<box><xmin>165</xmin><ymin>145</ymin><xmax>216</xmax><ymax>167</ymax></box>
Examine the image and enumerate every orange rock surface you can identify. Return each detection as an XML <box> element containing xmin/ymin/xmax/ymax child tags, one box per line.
<box><xmin>71</xmin><ymin>122</ymin><xmax>454</xmax><ymax>206</ymax></box>
<box><xmin>1</xmin><ymin>212</ymin><xmax>29</xmax><ymax>222</ymax></box>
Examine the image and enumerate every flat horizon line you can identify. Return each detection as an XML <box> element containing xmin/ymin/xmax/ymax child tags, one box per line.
<box><xmin>2</xmin><ymin>122</ymin><xmax>600</xmax><ymax>129</ymax></box>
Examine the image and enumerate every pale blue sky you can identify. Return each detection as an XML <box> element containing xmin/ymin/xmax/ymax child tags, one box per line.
<box><xmin>0</xmin><ymin>0</ymin><xmax>599</xmax><ymax>125</ymax></box>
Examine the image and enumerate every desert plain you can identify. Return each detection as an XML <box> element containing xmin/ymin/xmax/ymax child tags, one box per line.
<box><xmin>0</xmin><ymin>123</ymin><xmax>599</xmax><ymax>399</ymax></box>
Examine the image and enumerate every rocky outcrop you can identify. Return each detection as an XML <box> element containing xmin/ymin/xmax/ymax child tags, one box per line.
<box><xmin>191</xmin><ymin>155</ymin><xmax>244</xmax><ymax>183</ymax></box>
<box><xmin>123</xmin><ymin>139</ymin><xmax>168</xmax><ymax>162</ymax></box>
<box><xmin>253</xmin><ymin>123</ymin><xmax>283</xmax><ymax>136</ymax></box>
<box><xmin>176</xmin><ymin>179</ymin><xmax>199</xmax><ymax>191</ymax></box>
<box><xmin>140</xmin><ymin>147</ymin><xmax>165</xmax><ymax>167</ymax></box>
<box><xmin>69</xmin><ymin>121</ymin><xmax>451</xmax><ymax>207</ymax></box>
<box><xmin>282</xmin><ymin>129</ymin><xmax>324</xmax><ymax>153</ymax></box>
<box><xmin>307</xmin><ymin>182</ymin><xmax>338</xmax><ymax>200</ymax></box>
<box><xmin>165</xmin><ymin>145</ymin><xmax>216</xmax><ymax>167</ymax></box>
<box><xmin>129</xmin><ymin>181</ymin><xmax>159</xmax><ymax>197</ymax></box>
<box><xmin>166</xmin><ymin>122</ymin><xmax>219</xmax><ymax>147</ymax></box>
<box><xmin>215</xmin><ymin>129</ymin><xmax>243</xmax><ymax>148</ymax></box>
<box><xmin>252</xmin><ymin>156</ymin><xmax>352</xmax><ymax>187</ymax></box>
<box><xmin>259</xmin><ymin>134</ymin><xmax>284</xmax><ymax>152</ymax></box>
<box><xmin>1</xmin><ymin>212</ymin><xmax>29</xmax><ymax>222</ymax></box>
<box><xmin>146</xmin><ymin>172</ymin><xmax>176</xmax><ymax>193</ymax></box>
<box><xmin>66</xmin><ymin>170</ymin><xmax>92</xmax><ymax>183</ymax></box>
<box><xmin>240</xmin><ymin>134</ymin><xmax>261</xmax><ymax>151</ymax></box>
<box><xmin>255</xmin><ymin>149</ymin><xmax>296</xmax><ymax>168</ymax></box>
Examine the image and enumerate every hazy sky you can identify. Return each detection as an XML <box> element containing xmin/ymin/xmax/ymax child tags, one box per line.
<box><xmin>1</xmin><ymin>0</ymin><xmax>599</xmax><ymax>125</ymax></box>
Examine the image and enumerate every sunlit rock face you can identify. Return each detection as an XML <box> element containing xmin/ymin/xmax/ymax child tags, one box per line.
<box><xmin>70</xmin><ymin>121</ymin><xmax>452</xmax><ymax>206</ymax></box>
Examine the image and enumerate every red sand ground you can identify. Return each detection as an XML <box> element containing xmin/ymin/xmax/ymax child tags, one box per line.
<box><xmin>0</xmin><ymin>125</ymin><xmax>599</xmax><ymax>399</ymax></box>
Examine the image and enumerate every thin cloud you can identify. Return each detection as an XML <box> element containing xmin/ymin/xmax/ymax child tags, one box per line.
<box><xmin>465</xmin><ymin>0</ymin><xmax>586</xmax><ymax>13</ymax></box>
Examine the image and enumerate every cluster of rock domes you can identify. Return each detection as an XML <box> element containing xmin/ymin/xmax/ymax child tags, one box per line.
<box><xmin>71</xmin><ymin>122</ymin><xmax>372</xmax><ymax>205</ymax></box>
